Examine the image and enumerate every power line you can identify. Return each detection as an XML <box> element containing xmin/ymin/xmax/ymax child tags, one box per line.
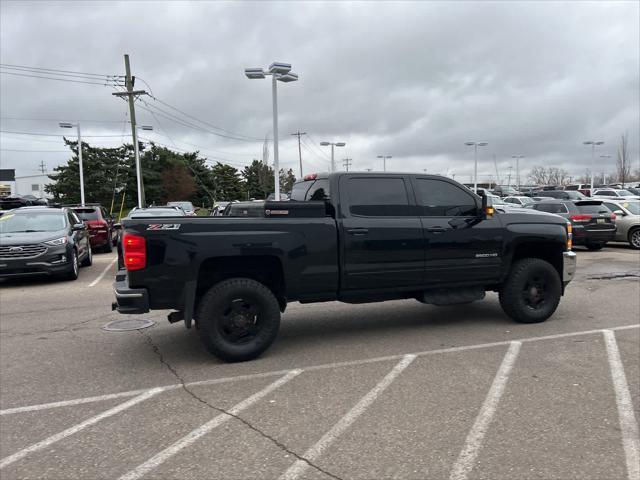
<box><xmin>147</xmin><ymin>96</ymin><xmax>263</xmax><ymax>141</ymax></box>
<box><xmin>1</xmin><ymin>116</ymin><xmax>126</xmax><ymax>123</ymax></box>
<box><xmin>0</xmin><ymin>148</ymin><xmax>68</xmax><ymax>153</ymax></box>
<box><xmin>0</xmin><ymin>70</ymin><xmax>123</xmax><ymax>87</ymax></box>
<box><xmin>0</xmin><ymin>129</ymin><xmax>129</xmax><ymax>138</ymax></box>
<box><xmin>0</xmin><ymin>63</ymin><xmax>120</xmax><ymax>78</ymax></box>
<box><xmin>0</xmin><ymin>65</ymin><xmax>121</xmax><ymax>82</ymax></box>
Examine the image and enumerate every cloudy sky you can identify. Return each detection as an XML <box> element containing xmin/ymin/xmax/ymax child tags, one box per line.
<box><xmin>1</xmin><ymin>0</ymin><xmax>638</xmax><ymax>185</ymax></box>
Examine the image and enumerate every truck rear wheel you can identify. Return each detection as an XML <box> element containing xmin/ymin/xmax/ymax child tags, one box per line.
<box><xmin>196</xmin><ymin>278</ymin><xmax>281</xmax><ymax>362</ymax></box>
<box><xmin>499</xmin><ymin>258</ymin><xmax>561</xmax><ymax>324</ymax></box>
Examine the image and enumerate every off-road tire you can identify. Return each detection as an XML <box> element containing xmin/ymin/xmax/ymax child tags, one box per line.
<box><xmin>499</xmin><ymin>258</ymin><xmax>561</xmax><ymax>324</ymax></box>
<box><xmin>586</xmin><ymin>242</ymin><xmax>604</xmax><ymax>251</ymax></box>
<box><xmin>196</xmin><ymin>278</ymin><xmax>281</xmax><ymax>362</ymax></box>
<box><xmin>628</xmin><ymin>228</ymin><xmax>640</xmax><ymax>250</ymax></box>
<box><xmin>80</xmin><ymin>246</ymin><xmax>93</xmax><ymax>267</ymax></box>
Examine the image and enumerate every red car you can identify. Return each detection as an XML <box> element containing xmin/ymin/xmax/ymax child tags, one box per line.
<box><xmin>71</xmin><ymin>205</ymin><xmax>117</xmax><ymax>252</ymax></box>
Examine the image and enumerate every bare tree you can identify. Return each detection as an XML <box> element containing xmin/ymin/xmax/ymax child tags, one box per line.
<box><xmin>616</xmin><ymin>132</ymin><xmax>630</xmax><ymax>185</ymax></box>
<box><xmin>527</xmin><ymin>166</ymin><xmax>549</xmax><ymax>185</ymax></box>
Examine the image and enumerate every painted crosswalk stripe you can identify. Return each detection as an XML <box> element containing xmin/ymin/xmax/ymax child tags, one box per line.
<box><xmin>118</xmin><ymin>370</ymin><xmax>302</xmax><ymax>480</ymax></box>
<box><xmin>279</xmin><ymin>354</ymin><xmax>416</xmax><ymax>480</ymax></box>
<box><xmin>603</xmin><ymin>329</ymin><xmax>640</xmax><ymax>480</ymax></box>
<box><xmin>449</xmin><ymin>341</ymin><xmax>521</xmax><ymax>480</ymax></box>
<box><xmin>0</xmin><ymin>388</ymin><xmax>162</xmax><ymax>469</ymax></box>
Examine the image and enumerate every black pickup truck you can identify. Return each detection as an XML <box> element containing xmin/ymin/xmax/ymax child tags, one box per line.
<box><xmin>113</xmin><ymin>172</ymin><xmax>576</xmax><ymax>362</ymax></box>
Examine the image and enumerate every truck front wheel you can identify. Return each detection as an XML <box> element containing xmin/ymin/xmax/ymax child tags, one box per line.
<box><xmin>196</xmin><ymin>278</ymin><xmax>281</xmax><ymax>362</ymax></box>
<box><xmin>499</xmin><ymin>258</ymin><xmax>561</xmax><ymax>324</ymax></box>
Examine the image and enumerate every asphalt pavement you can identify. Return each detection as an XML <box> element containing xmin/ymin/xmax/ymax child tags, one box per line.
<box><xmin>0</xmin><ymin>245</ymin><xmax>638</xmax><ymax>480</ymax></box>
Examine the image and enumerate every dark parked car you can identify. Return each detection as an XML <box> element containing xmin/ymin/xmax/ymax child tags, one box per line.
<box><xmin>71</xmin><ymin>205</ymin><xmax>117</xmax><ymax>252</ymax></box>
<box><xmin>113</xmin><ymin>172</ymin><xmax>576</xmax><ymax>362</ymax></box>
<box><xmin>0</xmin><ymin>206</ymin><xmax>92</xmax><ymax>280</ymax></box>
<box><xmin>530</xmin><ymin>200</ymin><xmax>616</xmax><ymax>250</ymax></box>
<box><xmin>541</xmin><ymin>190</ymin><xmax>587</xmax><ymax>201</ymax></box>
<box><xmin>0</xmin><ymin>194</ymin><xmax>47</xmax><ymax>210</ymax></box>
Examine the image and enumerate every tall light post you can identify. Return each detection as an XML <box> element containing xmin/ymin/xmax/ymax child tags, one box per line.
<box><xmin>583</xmin><ymin>140</ymin><xmax>604</xmax><ymax>195</ymax></box>
<box><xmin>512</xmin><ymin>155</ymin><xmax>525</xmax><ymax>191</ymax></box>
<box><xmin>377</xmin><ymin>155</ymin><xmax>392</xmax><ymax>172</ymax></box>
<box><xmin>464</xmin><ymin>141</ymin><xmax>488</xmax><ymax>192</ymax></box>
<box><xmin>320</xmin><ymin>141</ymin><xmax>346</xmax><ymax>172</ymax></box>
<box><xmin>59</xmin><ymin>122</ymin><xmax>85</xmax><ymax>206</ymax></box>
<box><xmin>245</xmin><ymin>62</ymin><xmax>298</xmax><ymax>201</ymax></box>
<box><xmin>600</xmin><ymin>154</ymin><xmax>611</xmax><ymax>184</ymax></box>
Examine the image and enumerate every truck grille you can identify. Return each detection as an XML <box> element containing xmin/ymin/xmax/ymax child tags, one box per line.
<box><xmin>0</xmin><ymin>244</ymin><xmax>47</xmax><ymax>259</ymax></box>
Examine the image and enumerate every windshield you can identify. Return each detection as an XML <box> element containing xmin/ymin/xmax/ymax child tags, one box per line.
<box><xmin>617</xmin><ymin>190</ymin><xmax>635</xmax><ymax>197</ymax></box>
<box><xmin>168</xmin><ymin>202</ymin><xmax>194</xmax><ymax>210</ymax></box>
<box><xmin>520</xmin><ymin>197</ymin><xmax>534</xmax><ymax>204</ymax></box>
<box><xmin>620</xmin><ymin>202</ymin><xmax>640</xmax><ymax>215</ymax></box>
<box><xmin>0</xmin><ymin>212</ymin><xmax>66</xmax><ymax>233</ymax></box>
<box><xmin>130</xmin><ymin>209</ymin><xmax>185</xmax><ymax>218</ymax></box>
<box><xmin>73</xmin><ymin>208</ymin><xmax>99</xmax><ymax>220</ymax></box>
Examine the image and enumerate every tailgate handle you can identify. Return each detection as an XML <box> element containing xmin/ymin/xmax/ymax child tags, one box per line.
<box><xmin>426</xmin><ymin>226</ymin><xmax>447</xmax><ymax>233</ymax></box>
<box><xmin>347</xmin><ymin>228</ymin><xmax>369</xmax><ymax>236</ymax></box>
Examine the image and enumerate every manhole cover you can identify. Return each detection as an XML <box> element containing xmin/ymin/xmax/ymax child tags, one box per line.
<box><xmin>102</xmin><ymin>319</ymin><xmax>156</xmax><ymax>332</ymax></box>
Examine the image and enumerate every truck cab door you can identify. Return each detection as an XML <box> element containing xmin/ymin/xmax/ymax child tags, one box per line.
<box><xmin>412</xmin><ymin>177</ymin><xmax>503</xmax><ymax>285</ymax></box>
<box><xmin>339</xmin><ymin>175</ymin><xmax>424</xmax><ymax>290</ymax></box>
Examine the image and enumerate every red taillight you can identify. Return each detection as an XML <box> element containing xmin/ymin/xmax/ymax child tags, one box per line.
<box><xmin>88</xmin><ymin>220</ymin><xmax>107</xmax><ymax>229</ymax></box>
<box><xmin>123</xmin><ymin>234</ymin><xmax>146</xmax><ymax>271</ymax></box>
<box><xmin>570</xmin><ymin>214</ymin><xmax>592</xmax><ymax>222</ymax></box>
<box><xmin>611</xmin><ymin>213</ymin><xmax>616</xmax><ymax>220</ymax></box>
<box><xmin>303</xmin><ymin>173</ymin><xmax>318</xmax><ymax>181</ymax></box>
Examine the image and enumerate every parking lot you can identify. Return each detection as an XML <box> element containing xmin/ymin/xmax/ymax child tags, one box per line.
<box><xmin>0</xmin><ymin>246</ymin><xmax>638</xmax><ymax>480</ymax></box>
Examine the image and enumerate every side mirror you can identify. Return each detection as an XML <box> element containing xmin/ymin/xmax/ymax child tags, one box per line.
<box><xmin>613</xmin><ymin>210</ymin><xmax>625</xmax><ymax>216</ymax></box>
<box><xmin>113</xmin><ymin>223</ymin><xmax>122</xmax><ymax>230</ymax></box>
<box><xmin>72</xmin><ymin>223</ymin><xmax>86</xmax><ymax>231</ymax></box>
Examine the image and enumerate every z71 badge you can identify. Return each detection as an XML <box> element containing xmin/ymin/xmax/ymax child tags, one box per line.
<box><xmin>146</xmin><ymin>224</ymin><xmax>181</xmax><ymax>231</ymax></box>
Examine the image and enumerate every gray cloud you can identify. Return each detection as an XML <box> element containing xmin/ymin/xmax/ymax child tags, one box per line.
<box><xmin>1</xmin><ymin>0</ymin><xmax>638</xmax><ymax>184</ymax></box>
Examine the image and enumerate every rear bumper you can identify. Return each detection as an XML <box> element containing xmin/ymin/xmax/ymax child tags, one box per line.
<box><xmin>112</xmin><ymin>271</ymin><xmax>149</xmax><ymax>314</ymax></box>
<box><xmin>89</xmin><ymin>231</ymin><xmax>110</xmax><ymax>247</ymax></box>
<box><xmin>572</xmin><ymin>226</ymin><xmax>616</xmax><ymax>244</ymax></box>
<box><xmin>563</xmin><ymin>250</ymin><xmax>577</xmax><ymax>284</ymax></box>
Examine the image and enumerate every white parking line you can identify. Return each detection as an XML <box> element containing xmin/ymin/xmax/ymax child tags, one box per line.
<box><xmin>603</xmin><ymin>330</ymin><xmax>640</xmax><ymax>480</ymax></box>
<box><xmin>118</xmin><ymin>370</ymin><xmax>302</xmax><ymax>480</ymax></box>
<box><xmin>0</xmin><ymin>388</ymin><xmax>162</xmax><ymax>470</ymax></box>
<box><xmin>279</xmin><ymin>354</ymin><xmax>416</xmax><ymax>480</ymax></box>
<box><xmin>2</xmin><ymin>324</ymin><xmax>638</xmax><ymax>417</ymax></box>
<box><xmin>449</xmin><ymin>341</ymin><xmax>521</xmax><ymax>480</ymax></box>
<box><xmin>88</xmin><ymin>256</ymin><xmax>117</xmax><ymax>287</ymax></box>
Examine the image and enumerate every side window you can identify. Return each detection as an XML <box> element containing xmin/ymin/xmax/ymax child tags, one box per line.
<box><xmin>66</xmin><ymin>211</ymin><xmax>77</xmax><ymax>226</ymax></box>
<box><xmin>306</xmin><ymin>179</ymin><xmax>330</xmax><ymax>201</ymax></box>
<box><xmin>290</xmin><ymin>180</ymin><xmax>314</xmax><ymax>201</ymax></box>
<box><xmin>415</xmin><ymin>179</ymin><xmax>477</xmax><ymax>216</ymax></box>
<box><xmin>347</xmin><ymin>177</ymin><xmax>410</xmax><ymax>216</ymax></box>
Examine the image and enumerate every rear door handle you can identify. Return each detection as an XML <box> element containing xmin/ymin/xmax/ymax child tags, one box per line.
<box><xmin>426</xmin><ymin>226</ymin><xmax>447</xmax><ymax>233</ymax></box>
<box><xmin>347</xmin><ymin>228</ymin><xmax>369</xmax><ymax>236</ymax></box>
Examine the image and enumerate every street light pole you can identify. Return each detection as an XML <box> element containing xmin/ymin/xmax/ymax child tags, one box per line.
<box><xmin>465</xmin><ymin>141</ymin><xmax>488</xmax><ymax>192</ymax></box>
<box><xmin>583</xmin><ymin>140</ymin><xmax>604</xmax><ymax>195</ymax></box>
<box><xmin>320</xmin><ymin>141</ymin><xmax>346</xmax><ymax>172</ymax></box>
<box><xmin>245</xmin><ymin>62</ymin><xmax>298</xmax><ymax>200</ymax></box>
<box><xmin>377</xmin><ymin>155</ymin><xmax>392</xmax><ymax>171</ymax></box>
<box><xmin>59</xmin><ymin>122</ymin><xmax>84</xmax><ymax>206</ymax></box>
<box><xmin>271</xmin><ymin>74</ymin><xmax>280</xmax><ymax>200</ymax></box>
<box><xmin>599</xmin><ymin>154</ymin><xmax>611</xmax><ymax>184</ymax></box>
<box><xmin>512</xmin><ymin>155</ymin><xmax>524</xmax><ymax>192</ymax></box>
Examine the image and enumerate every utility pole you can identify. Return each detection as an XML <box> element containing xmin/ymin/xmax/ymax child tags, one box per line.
<box><xmin>291</xmin><ymin>131</ymin><xmax>306</xmax><ymax>178</ymax></box>
<box><xmin>112</xmin><ymin>54</ymin><xmax>147</xmax><ymax>208</ymax></box>
<box><xmin>342</xmin><ymin>158</ymin><xmax>352</xmax><ymax>172</ymax></box>
<box><xmin>38</xmin><ymin>161</ymin><xmax>46</xmax><ymax>174</ymax></box>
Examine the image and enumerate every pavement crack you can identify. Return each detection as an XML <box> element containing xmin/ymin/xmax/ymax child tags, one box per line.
<box><xmin>586</xmin><ymin>272</ymin><xmax>640</xmax><ymax>280</ymax></box>
<box><xmin>138</xmin><ymin>330</ymin><xmax>345</xmax><ymax>480</ymax></box>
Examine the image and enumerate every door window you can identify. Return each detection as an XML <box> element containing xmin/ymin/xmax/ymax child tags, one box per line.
<box><xmin>415</xmin><ymin>179</ymin><xmax>477</xmax><ymax>216</ymax></box>
<box><xmin>347</xmin><ymin>177</ymin><xmax>410</xmax><ymax>216</ymax></box>
<box><xmin>306</xmin><ymin>179</ymin><xmax>330</xmax><ymax>201</ymax></box>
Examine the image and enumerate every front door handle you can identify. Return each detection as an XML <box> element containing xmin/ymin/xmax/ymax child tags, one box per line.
<box><xmin>347</xmin><ymin>228</ymin><xmax>369</xmax><ymax>236</ymax></box>
<box><xmin>426</xmin><ymin>226</ymin><xmax>447</xmax><ymax>233</ymax></box>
